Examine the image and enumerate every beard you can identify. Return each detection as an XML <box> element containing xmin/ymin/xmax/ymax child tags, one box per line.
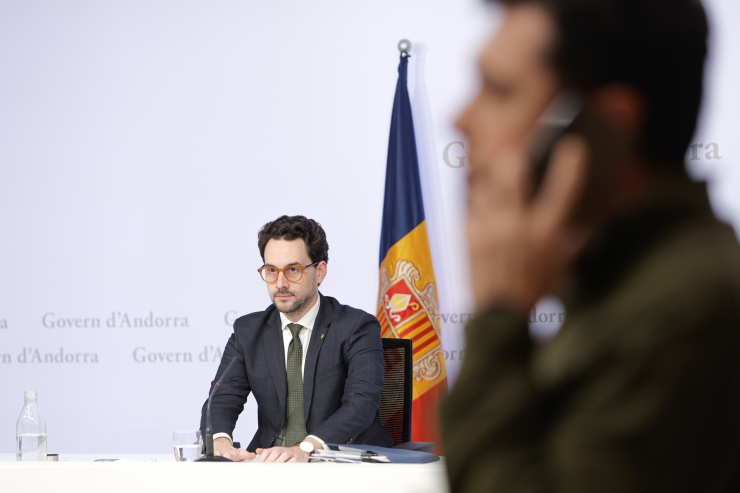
<box><xmin>271</xmin><ymin>288</ymin><xmax>314</xmax><ymax>315</ymax></box>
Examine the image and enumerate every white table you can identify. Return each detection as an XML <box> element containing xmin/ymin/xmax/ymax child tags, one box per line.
<box><xmin>0</xmin><ymin>453</ymin><xmax>449</xmax><ymax>493</ymax></box>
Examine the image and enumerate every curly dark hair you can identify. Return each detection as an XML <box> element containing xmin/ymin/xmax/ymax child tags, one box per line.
<box><xmin>257</xmin><ymin>215</ymin><xmax>329</xmax><ymax>264</ymax></box>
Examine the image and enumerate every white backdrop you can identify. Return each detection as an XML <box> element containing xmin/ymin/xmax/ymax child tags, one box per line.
<box><xmin>1</xmin><ymin>0</ymin><xmax>738</xmax><ymax>454</ymax></box>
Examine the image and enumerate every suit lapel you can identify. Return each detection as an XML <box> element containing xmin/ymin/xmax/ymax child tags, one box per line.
<box><xmin>303</xmin><ymin>294</ymin><xmax>333</xmax><ymax>423</ymax></box>
<box><xmin>263</xmin><ymin>309</ymin><xmax>287</xmax><ymax>416</ymax></box>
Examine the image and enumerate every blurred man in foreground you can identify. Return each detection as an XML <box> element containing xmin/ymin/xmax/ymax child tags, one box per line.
<box><xmin>441</xmin><ymin>0</ymin><xmax>740</xmax><ymax>491</ymax></box>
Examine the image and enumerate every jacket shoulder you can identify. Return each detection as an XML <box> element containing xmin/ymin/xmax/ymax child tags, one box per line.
<box><xmin>322</xmin><ymin>295</ymin><xmax>378</xmax><ymax>327</ymax></box>
<box><xmin>566</xmin><ymin>216</ymin><xmax>740</xmax><ymax>355</ymax></box>
<box><xmin>629</xmin><ymin>216</ymin><xmax>740</xmax><ymax>306</ymax></box>
<box><xmin>232</xmin><ymin>304</ymin><xmax>277</xmax><ymax>332</ymax></box>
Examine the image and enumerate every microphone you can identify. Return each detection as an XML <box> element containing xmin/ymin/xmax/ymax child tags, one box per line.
<box><xmin>196</xmin><ymin>355</ymin><xmax>238</xmax><ymax>462</ymax></box>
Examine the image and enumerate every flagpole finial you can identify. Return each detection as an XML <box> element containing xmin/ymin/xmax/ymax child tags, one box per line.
<box><xmin>398</xmin><ymin>39</ymin><xmax>412</xmax><ymax>56</ymax></box>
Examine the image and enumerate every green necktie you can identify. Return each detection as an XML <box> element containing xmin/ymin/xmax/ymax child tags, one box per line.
<box><xmin>284</xmin><ymin>323</ymin><xmax>307</xmax><ymax>447</ymax></box>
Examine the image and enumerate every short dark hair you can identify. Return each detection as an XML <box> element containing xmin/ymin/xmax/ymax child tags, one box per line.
<box><xmin>257</xmin><ymin>215</ymin><xmax>329</xmax><ymax>264</ymax></box>
<box><xmin>492</xmin><ymin>0</ymin><xmax>708</xmax><ymax>171</ymax></box>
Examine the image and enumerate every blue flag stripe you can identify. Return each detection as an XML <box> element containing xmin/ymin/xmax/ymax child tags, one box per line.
<box><xmin>379</xmin><ymin>54</ymin><xmax>426</xmax><ymax>265</ymax></box>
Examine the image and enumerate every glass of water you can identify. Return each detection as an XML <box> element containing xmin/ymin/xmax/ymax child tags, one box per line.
<box><xmin>173</xmin><ymin>430</ymin><xmax>202</xmax><ymax>462</ymax></box>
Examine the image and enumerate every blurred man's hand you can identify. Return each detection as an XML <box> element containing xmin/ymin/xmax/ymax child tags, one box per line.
<box><xmin>466</xmin><ymin>136</ymin><xmax>588</xmax><ymax>313</ymax></box>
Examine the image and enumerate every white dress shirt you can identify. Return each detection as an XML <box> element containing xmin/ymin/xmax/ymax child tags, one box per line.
<box><xmin>279</xmin><ymin>294</ymin><xmax>321</xmax><ymax>378</ymax></box>
<box><xmin>214</xmin><ymin>296</ymin><xmax>327</xmax><ymax>450</ymax></box>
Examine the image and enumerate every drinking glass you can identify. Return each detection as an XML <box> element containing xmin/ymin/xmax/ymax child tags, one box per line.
<box><xmin>173</xmin><ymin>430</ymin><xmax>202</xmax><ymax>462</ymax></box>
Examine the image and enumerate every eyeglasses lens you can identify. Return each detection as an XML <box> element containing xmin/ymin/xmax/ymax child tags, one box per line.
<box><xmin>261</xmin><ymin>266</ymin><xmax>303</xmax><ymax>283</ymax></box>
<box><xmin>263</xmin><ymin>268</ymin><xmax>277</xmax><ymax>283</ymax></box>
<box><xmin>285</xmin><ymin>267</ymin><xmax>302</xmax><ymax>282</ymax></box>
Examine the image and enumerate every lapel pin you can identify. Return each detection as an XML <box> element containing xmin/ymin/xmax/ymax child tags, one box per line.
<box><xmin>321</xmin><ymin>334</ymin><xmax>325</xmax><ymax>339</ymax></box>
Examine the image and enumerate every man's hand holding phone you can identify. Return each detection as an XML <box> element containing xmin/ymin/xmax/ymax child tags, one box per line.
<box><xmin>466</xmin><ymin>135</ymin><xmax>589</xmax><ymax>314</ymax></box>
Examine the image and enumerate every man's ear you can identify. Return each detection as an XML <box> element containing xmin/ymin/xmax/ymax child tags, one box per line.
<box><xmin>316</xmin><ymin>261</ymin><xmax>327</xmax><ymax>286</ymax></box>
<box><xmin>590</xmin><ymin>84</ymin><xmax>645</xmax><ymax>141</ymax></box>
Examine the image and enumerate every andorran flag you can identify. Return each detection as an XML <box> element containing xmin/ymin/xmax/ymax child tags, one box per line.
<box><xmin>377</xmin><ymin>52</ymin><xmax>447</xmax><ymax>450</ymax></box>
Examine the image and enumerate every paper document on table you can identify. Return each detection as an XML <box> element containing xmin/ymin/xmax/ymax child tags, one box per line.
<box><xmin>322</xmin><ymin>443</ymin><xmax>441</xmax><ymax>463</ymax></box>
<box><xmin>309</xmin><ymin>446</ymin><xmax>390</xmax><ymax>463</ymax></box>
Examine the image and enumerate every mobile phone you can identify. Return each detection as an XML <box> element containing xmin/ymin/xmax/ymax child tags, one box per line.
<box><xmin>529</xmin><ymin>91</ymin><xmax>631</xmax><ymax>217</ymax></box>
<box><xmin>530</xmin><ymin>91</ymin><xmax>582</xmax><ymax>192</ymax></box>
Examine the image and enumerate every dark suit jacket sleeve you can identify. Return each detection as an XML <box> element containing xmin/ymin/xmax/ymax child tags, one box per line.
<box><xmin>441</xmin><ymin>299</ymin><xmax>740</xmax><ymax>493</ymax></box>
<box><xmin>309</xmin><ymin>311</ymin><xmax>385</xmax><ymax>444</ymax></box>
<box><xmin>199</xmin><ymin>331</ymin><xmax>251</xmax><ymax>440</ymax></box>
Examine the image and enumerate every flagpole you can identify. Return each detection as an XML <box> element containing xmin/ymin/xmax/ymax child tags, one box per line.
<box><xmin>378</xmin><ymin>38</ymin><xmax>448</xmax><ymax>450</ymax></box>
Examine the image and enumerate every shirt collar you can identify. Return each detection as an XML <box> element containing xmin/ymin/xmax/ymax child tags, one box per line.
<box><xmin>279</xmin><ymin>295</ymin><xmax>321</xmax><ymax>332</ymax></box>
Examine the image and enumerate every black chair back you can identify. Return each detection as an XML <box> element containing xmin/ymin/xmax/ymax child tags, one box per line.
<box><xmin>379</xmin><ymin>338</ymin><xmax>413</xmax><ymax>445</ymax></box>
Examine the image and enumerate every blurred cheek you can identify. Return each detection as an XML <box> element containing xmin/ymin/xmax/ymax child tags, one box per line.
<box><xmin>466</xmin><ymin>106</ymin><xmax>517</xmax><ymax>162</ymax></box>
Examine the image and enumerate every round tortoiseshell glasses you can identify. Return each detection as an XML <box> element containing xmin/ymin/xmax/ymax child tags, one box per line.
<box><xmin>258</xmin><ymin>261</ymin><xmax>320</xmax><ymax>284</ymax></box>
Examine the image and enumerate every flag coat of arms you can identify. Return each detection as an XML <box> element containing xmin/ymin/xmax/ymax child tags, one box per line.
<box><xmin>377</xmin><ymin>52</ymin><xmax>447</xmax><ymax>448</ymax></box>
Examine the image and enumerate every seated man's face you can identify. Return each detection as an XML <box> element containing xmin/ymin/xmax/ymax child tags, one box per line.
<box><xmin>263</xmin><ymin>238</ymin><xmax>326</xmax><ymax>316</ymax></box>
<box><xmin>456</xmin><ymin>4</ymin><xmax>560</xmax><ymax>172</ymax></box>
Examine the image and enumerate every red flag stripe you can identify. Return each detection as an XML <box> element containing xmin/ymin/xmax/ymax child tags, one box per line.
<box><xmin>399</xmin><ymin>321</ymin><xmax>431</xmax><ymax>341</ymax></box>
<box><xmin>413</xmin><ymin>332</ymin><xmax>440</xmax><ymax>355</ymax></box>
<box><xmin>377</xmin><ymin>312</ymin><xmax>392</xmax><ymax>336</ymax></box>
<box><xmin>412</xmin><ymin>326</ymin><xmax>435</xmax><ymax>346</ymax></box>
<box><xmin>411</xmin><ymin>379</ymin><xmax>447</xmax><ymax>453</ymax></box>
<box><xmin>408</xmin><ymin>328</ymin><xmax>435</xmax><ymax>355</ymax></box>
<box><xmin>396</xmin><ymin>315</ymin><xmax>430</xmax><ymax>338</ymax></box>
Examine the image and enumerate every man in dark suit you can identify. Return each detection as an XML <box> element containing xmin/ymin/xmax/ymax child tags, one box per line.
<box><xmin>201</xmin><ymin>215</ymin><xmax>391</xmax><ymax>462</ymax></box>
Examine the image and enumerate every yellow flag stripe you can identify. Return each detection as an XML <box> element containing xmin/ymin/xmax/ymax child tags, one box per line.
<box><xmin>399</xmin><ymin>320</ymin><xmax>432</xmax><ymax>340</ymax></box>
<box><xmin>396</xmin><ymin>315</ymin><xmax>430</xmax><ymax>337</ymax></box>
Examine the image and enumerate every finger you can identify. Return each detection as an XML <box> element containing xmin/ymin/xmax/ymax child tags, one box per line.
<box><xmin>255</xmin><ymin>448</ymin><xmax>264</xmax><ymax>455</ymax></box>
<box><xmin>496</xmin><ymin>149</ymin><xmax>529</xmax><ymax>207</ymax></box>
<box><xmin>259</xmin><ymin>449</ymin><xmax>276</xmax><ymax>462</ymax></box>
<box><xmin>533</xmin><ymin>135</ymin><xmax>588</xmax><ymax>231</ymax></box>
<box><xmin>214</xmin><ymin>448</ymin><xmax>231</xmax><ymax>458</ymax></box>
<box><xmin>276</xmin><ymin>451</ymin><xmax>293</xmax><ymax>463</ymax></box>
<box><xmin>239</xmin><ymin>450</ymin><xmax>256</xmax><ymax>461</ymax></box>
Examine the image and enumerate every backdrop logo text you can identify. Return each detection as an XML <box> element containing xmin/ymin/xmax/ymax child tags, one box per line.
<box><xmin>13</xmin><ymin>347</ymin><xmax>99</xmax><ymax>364</ymax></box>
<box><xmin>42</xmin><ymin>312</ymin><xmax>189</xmax><ymax>328</ymax></box>
<box><xmin>443</xmin><ymin>142</ymin><xmax>468</xmax><ymax>168</ymax></box>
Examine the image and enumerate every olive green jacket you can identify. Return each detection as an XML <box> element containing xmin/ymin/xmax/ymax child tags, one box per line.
<box><xmin>441</xmin><ymin>181</ymin><xmax>740</xmax><ymax>493</ymax></box>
